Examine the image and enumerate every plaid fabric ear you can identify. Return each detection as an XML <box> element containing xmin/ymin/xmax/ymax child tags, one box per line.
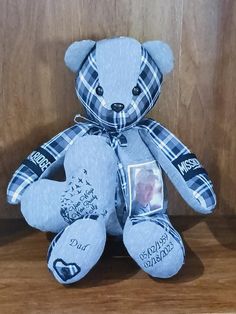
<box><xmin>138</xmin><ymin>118</ymin><xmax>216</xmax><ymax>213</ymax></box>
<box><xmin>75</xmin><ymin>47</ymin><xmax>163</xmax><ymax>131</ymax></box>
<box><xmin>7</xmin><ymin>123</ymin><xmax>91</xmax><ymax>204</ymax></box>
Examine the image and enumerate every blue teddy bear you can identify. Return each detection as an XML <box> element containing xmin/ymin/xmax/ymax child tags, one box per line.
<box><xmin>7</xmin><ymin>37</ymin><xmax>216</xmax><ymax>284</ymax></box>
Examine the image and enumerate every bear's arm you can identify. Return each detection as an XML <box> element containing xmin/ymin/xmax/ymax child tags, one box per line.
<box><xmin>7</xmin><ymin>123</ymin><xmax>90</xmax><ymax>205</ymax></box>
<box><xmin>138</xmin><ymin>118</ymin><xmax>216</xmax><ymax>214</ymax></box>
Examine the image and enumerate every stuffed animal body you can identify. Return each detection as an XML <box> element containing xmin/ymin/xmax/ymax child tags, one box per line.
<box><xmin>7</xmin><ymin>37</ymin><xmax>216</xmax><ymax>284</ymax></box>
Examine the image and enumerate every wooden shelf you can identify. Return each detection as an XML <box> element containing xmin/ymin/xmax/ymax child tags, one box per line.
<box><xmin>0</xmin><ymin>216</ymin><xmax>235</xmax><ymax>313</ymax></box>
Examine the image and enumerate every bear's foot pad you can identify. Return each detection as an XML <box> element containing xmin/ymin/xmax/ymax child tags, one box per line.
<box><xmin>47</xmin><ymin>217</ymin><xmax>106</xmax><ymax>284</ymax></box>
<box><xmin>123</xmin><ymin>215</ymin><xmax>185</xmax><ymax>278</ymax></box>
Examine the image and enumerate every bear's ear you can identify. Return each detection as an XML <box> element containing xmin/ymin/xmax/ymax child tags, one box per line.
<box><xmin>142</xmin><ymin>41</ymin><xmax>174</xmax><ymax>74</ymax></box>
<box><xmin>64</xmin><ymin>40</ymin><xmax>96</xmax><ymax>73</ymax></box>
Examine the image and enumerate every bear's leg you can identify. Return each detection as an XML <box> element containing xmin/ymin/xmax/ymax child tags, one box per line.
<box><xmin>47</xmin><ymin>135</ymin><xmax>118</xmax><ymax>284</ymax></box>
<box><xmin>47</xmin><ymin>216</ymin><xmax>106</xmax><ymax>284</ymax></box>
<box><xmin>123</xmin><ymin>214</ymin><xmax>185</xmax><ymax>278</ymax></box>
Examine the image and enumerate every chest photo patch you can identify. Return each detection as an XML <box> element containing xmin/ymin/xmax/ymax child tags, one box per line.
<box><xmin>127</xmin><ymin>160</ymin><xmax>164</xmax><ymax>217</ymax></box>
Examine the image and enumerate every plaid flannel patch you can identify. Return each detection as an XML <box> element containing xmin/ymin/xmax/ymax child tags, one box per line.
<box><xmin>138</xmin><ymin>118</ymin><xmax>216</xmax><ymax>211</ymax></box>
<box><xmin>75</xmin><ymin>47</ymin><xmax>163</xmax><ymax>131</ymax></box>
<box><xmin>7</xmin><ymin>123</ymin><xmax>91</xmax><ymax>204</ymax></box>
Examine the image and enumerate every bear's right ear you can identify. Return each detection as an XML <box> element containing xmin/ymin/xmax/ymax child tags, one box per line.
<box><xmin>64</xmin><ymin>40</ymin><xmax>96</xmax><ymax>73</ymax></box>
<box><xmin>142</xmin><ymin>41</ymin><xmax>174</xmax><ymax>75</ymax></box>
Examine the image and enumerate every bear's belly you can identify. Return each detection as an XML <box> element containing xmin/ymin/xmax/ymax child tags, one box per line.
<box><xmin>115</xmin><ymin>128</ymin><xmax>166</xmax><ymax>221</ymax></box>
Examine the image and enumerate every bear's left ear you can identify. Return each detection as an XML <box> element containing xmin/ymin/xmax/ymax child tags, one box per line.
<box><xmin>64</xmin><ymin>40</ymin><xmax>96</xmax><ymax>73</ymax></box>
<box><xmin>142</xmin><ymin>41</ymin><xmax>174</xmax><ymax>74</ymax></box>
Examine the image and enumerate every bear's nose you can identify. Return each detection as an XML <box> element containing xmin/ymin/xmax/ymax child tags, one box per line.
<box><xmin>111</xmin><ymin>103</ymin><xmax>124</xmax><ymax>113</ymax></box>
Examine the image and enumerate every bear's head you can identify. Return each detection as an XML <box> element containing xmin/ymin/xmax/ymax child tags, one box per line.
<box><xmin>65</xmin><ymin>37</ymin><xmax>173</xmax><ymax>132</ymax></box>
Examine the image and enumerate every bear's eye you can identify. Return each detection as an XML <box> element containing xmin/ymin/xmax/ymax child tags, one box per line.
<box><xmin>96</xmin><ymin>85</ymin><xmax>104</xmax><ymax>96</ymax></box>
<box><xmin>132</xmin><ymin>85</ymin><xmax>141</xmax><ymax>96</ymax></box>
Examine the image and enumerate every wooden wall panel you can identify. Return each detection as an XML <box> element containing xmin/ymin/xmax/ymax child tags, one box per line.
<box><xmin>0</xmin><ymin>0</ymin><xmax>235</xmax><ymax>217</ymax></box>
<box><xmin>177</xmin><ymin>0</ymin><xmax>236</xmax><ymax>215</ymax></box>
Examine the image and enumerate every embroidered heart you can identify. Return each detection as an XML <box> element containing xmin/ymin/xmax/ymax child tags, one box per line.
<box><xmin>53</xmin><ymin>258</ymin><xmax>81</xmax><ymax>282</ymax></box>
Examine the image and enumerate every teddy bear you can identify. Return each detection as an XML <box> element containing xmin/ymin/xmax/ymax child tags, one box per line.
<box><xmin>7</xmin><ymin>36</ymin><xmax>216</xmax><ymax>284</ymax></box>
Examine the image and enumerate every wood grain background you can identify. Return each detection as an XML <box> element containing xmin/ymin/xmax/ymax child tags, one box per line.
<box><xmin>1</xmin><ymin>0</ymin><xmax>235</xmax><ymax>218</ymax></box>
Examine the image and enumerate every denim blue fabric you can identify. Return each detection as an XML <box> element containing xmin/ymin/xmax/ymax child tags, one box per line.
<box><xmin>21</xmin><ymin>179</ymin><xmax>68</xmax><ymax>233</ymax></box>
<box><xmin>64</xmin><ymin>40</ymin><xmax>95</xmax><ymax>73</ymax></box>
<box><xmin>143</xmin><ymin>41</ymin><xmax>174</xmax><ymax>74</ymax></box>
<box><xmin>47</xmin><ymin>217</ymin><xmax>106</xmax><ymax>284</ymax></box>
<box><xmin>123</xmin><ymin>213</ymin><xmax>185</xmax><ymax>278</ymax></box>
<box><xmin>21</xmin><ymin>135</ymin><xmax>118</xmax><ymax>233</ymax></box>
<box><xmin>96</xmin><ymin>38</ymin><xmax>142</xmax><ymax>107</ymax></box>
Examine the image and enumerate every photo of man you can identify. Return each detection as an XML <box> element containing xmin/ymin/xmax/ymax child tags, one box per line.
<box><xmin>128</xmin><ymin>161</ymin><xmax>163</xmax><ymax>216</ymax></box>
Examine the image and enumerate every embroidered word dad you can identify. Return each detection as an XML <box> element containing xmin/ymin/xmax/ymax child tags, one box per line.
<box><xmin>69</xmin><ymin>239</ymin><xmax>90</xmax><ymax>251</ymax></box>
